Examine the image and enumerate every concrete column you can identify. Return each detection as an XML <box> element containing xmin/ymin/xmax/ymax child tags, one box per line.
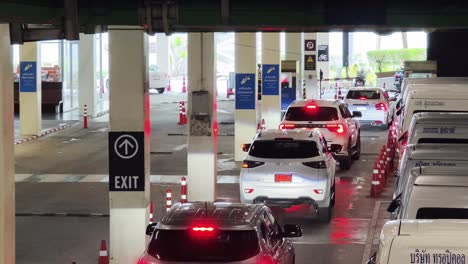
<box><xmin>187</xmin><ymin>33</ymin><xmax>217</xmax><ymax>201</ymax></box>
<box><xmin>317</xmin><ymin>33</ymin><xmax>330</xmax><ymax>96</ymax></box>
<box><xmin>108</xmin><ymin>27</ymin><xmax>150</xmax><ymax>264</ymax></box>
<box><xmin>286</xmin><ymin>33</ymin><xmax>302</xmax><ymax>99</ymax></box>
<box><xmin>78</xmin><ymin>33</ymin><xmax>97</xmax><ymax>117</ymax></box>
<box><xmin>304</xmin><ymin>33</ymin><xmax>318</xmax><ymax>99</ymax></box>
<box><xmin>0</xmin><ymin>23</ymin><xmax>15</xmax><ymax>264</ymax></box>
<box><xmin>234</xmin><ymin>33</ymin><xmax>257</xmax><ymax>161</ymax></box>
<box><xmin>261</xmin><ymin>33</ymin><xmax>281</xmax><ymax>129</ymax></box>
<box><xmin>19</xmin><ymin>42</ymin><xmax>41</xmax><ymax>136</ymax></box>
<box><xmin>156</xmin><ymin>33</ymin><xmax>170</xmax><ymax>74</ymax></box>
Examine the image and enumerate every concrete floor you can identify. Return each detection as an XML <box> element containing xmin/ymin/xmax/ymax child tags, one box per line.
<box><xmin>14</xmin><ymin>93</ymin><xmax>394</xmax><ymax>264</ymax></box>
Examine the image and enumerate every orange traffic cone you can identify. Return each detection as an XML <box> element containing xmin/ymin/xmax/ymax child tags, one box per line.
<box><xmin>99</xmin><ymin>240</ymin><xmax>109</xmax><ymax>264</ymax></box>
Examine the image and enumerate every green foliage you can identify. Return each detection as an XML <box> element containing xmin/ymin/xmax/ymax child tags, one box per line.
<box><xmin>367</xmin><ymin>48</ymin><xmax>427</xmax><ymax>73</ymax></box>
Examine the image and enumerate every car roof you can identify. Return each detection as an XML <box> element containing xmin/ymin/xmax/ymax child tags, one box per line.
<box><xmin>347</xmin><ymin>87</ymin><xmax>384</xmax><ymax>91</ymax></box>
<box><xmin>410</xmin><ymin>167</ymin><xmax>468</xmax><ymax>187</ymax></box>
<box><xmin>412</xmin><ymin>112</ymin><xmax>468</xmax><ymax>123</ymax></box>
<box><xmin>254</xmin><ymin>129</ymin><xmax>322</xmax><ymax>141</ymax></box>
<box><xmin>157</xmin><ymin>202</ymin><xmax>265</xmax><ymax>230</ymax></box>
<box><xmin>288</xmin><ymin>99</ymin><xmax>341</xmax><ymax>108</ymax></box>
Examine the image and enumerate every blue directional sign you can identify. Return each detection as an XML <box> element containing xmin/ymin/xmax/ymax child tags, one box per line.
<box><xmin>235</xmin><ymin>73</ymin><xmax>256</xmax><ymax>110</ymax></box>
<box><xmin>281</xmin><ymin>87</ymin><xmax>296</xmax><ymax>110</ymax></box>
<box><xmin>19</xmin><ymin>61</ymin><xmax>37</xmax><ymax>92</ymax></box>
<box><xmin>262</xmin><ymin>64</ymin><xmax>280</xmax><ymax>95</ymax></box>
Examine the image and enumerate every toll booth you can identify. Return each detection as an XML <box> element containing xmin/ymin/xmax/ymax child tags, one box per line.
<box><xmin>281</xmin><ymin>60</ymin><xmax>299</xmax><ymax>113</ymax></box>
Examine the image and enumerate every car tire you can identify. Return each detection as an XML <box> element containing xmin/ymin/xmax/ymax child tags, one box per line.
<box><xmin>351</xmin><ymin>133</ymin><xmax>361</xmax><ymax>160</ymax></box>
<box><xmin>339</xmin><ymin>143</ymin><xmax>352</xmax><ymax>170</ymax></box>
<box><xmin>319</xmin><ymin>206</ymin><xmax>333</xmax><ymax>223</ymax></box>
<box><xmin>156</xmin><ymin>88</ymin><xmax>165</xmax><ymax>94</ymax></box>
<box><xmin>330</xmin><ymin>184</ymin><xmax>336</xmax><ymax>208</ymax></box>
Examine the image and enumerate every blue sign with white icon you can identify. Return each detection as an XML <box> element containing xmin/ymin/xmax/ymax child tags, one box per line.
<box><xmin>19</xmin><ymin>61</ymin><xmax>37</xmax><ymax>92</ymax></box>
<box><xmin>262</xmin><ymin>64</ymin><xmax>280</xmax><ymax>95</ymax></box>
<box><xmin>235</xmin><ymin>73</ymin><xmax>256</xmax><ymax>109</ymax></box>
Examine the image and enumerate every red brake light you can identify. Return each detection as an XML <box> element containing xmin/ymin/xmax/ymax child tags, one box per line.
<box><xmin>359</xmin><ymin>96</ymin><xmax>367</xmax><ymax>100</ymax></box>
<box><xmin>375</xmin><ymin>102</ymin><xmax>387</xmax><ymax>111</ymax></box>
<box><xmin>279</xmin><ymin>123</ymin><xmax>295</xmax><ymax>130</ymax></box>
<box><xmin>192</xmin><ymin>227</ymin><xmax>214</xmax><ymax>232</ymax></box>
<box><xmin>326</xmin><ymin>124</ymin><xmax>345</xmax><ymax>134</ymax></box>
<box><xmin>306</xmin><ymin>105</ymin><xmax>317</xmax><ymax>109</ymax></box>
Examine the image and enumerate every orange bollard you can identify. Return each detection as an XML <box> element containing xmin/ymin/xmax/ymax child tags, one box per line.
<box><xmin>149</xmin><ymin>201</ymin><xmax>154</xmax><ymax>224</ymax></box>
<box><xmin>166</xmin><ymin>189</ymin><xmax>172</xmax><ymax>212</ymax></box>
<box><xmin>261</xmin><ymin>119</ymin><xmax>266</xmax><ymax>131</ymax></box>
<box><xmin>371</xmin><ymin>163</ymin><xmax>381</xmax><ymax>197</ymax></box>
<box><xmin>99</xmin><ymin>240</ymin><xmax>109</xmax><ymax>264</ymax></box>
<box><xmin>181</xmin><ymin>177</ymin><xmax>187</xmax><ymax>204</ymax></box>
<box><xmin>83</xmin><ymin>104</ymin><xmax>88</xmax><ymax>129</ymax></box>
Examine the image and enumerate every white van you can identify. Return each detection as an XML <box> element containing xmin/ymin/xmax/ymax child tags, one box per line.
<box><xmin>399</xmin><ymin>77</ymin><xmax>468</xmax><ymax>103</ymax></box>
<box><xmin>396</xmin><ymin>89</ymin><xmax>468</xmax><ymax>143</ymax></box>
<box><xmin>367</xmin><ymin>219</ymin><xmax>468</xmax><ymax>264</ymax></box>
<box><xmin>394</xmin><ymin>144</ymin><xmax>468</xmax><ymax>199</ymax></box>
<box><xmin>388</xmin><ymin>167</ymin><xmax>468</xmax><ymax>220</ymax></box>
<box><xmin>400</xmin><ymin>112</ymin><xmax>468</xmax><ymax>147</ymax></box>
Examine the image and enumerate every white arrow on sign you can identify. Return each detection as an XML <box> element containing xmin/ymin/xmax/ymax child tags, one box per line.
<box><xmin>114</xmin><ymin>135</ymin><xmax>139</xmax><ymax>159</ymax></box>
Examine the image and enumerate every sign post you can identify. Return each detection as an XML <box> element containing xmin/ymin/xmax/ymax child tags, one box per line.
<box><xmin>109</xmin><ymin>132</ymin><xmax>145</xmax><ymax>191</ymax></box>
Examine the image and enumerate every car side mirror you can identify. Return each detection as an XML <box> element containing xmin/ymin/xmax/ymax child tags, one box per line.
<box><xmin>352</xmin><ymin>111</ymin><xmax>362</xmax><ymax>118</ymax></box>
<box><xmin>328</xmin><ymin>144</ymin><xmax>342</xmax><ymax>153</ymax></box>
<box><xmin>282</xmin><ymin>224</ymin><xmax>302</xmax><ymax>238</ymax></box>
<box><xmin>146</xmin><ymin>223</ymin><xmax>157</xmax><ymax>236</ymax></box>
<box><xmin>241</xmin><ymin>144</ymin><xmax>251</xmax><ymax>152</ymax></box>
<box><xmin>366</xmin><ymin>252</ymin><xmax>377</xmax><ymax>264</ymax></box>
<box><xmin>387</xmin><ymin>194</ymin><xmax>402</xmax><ymax>213</ymax></box>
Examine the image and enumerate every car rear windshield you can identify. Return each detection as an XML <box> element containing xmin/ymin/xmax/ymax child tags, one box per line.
<box><xmin>416</xmin><ymin>208</ymin><xmax>468</xmax><ymax>219</ymax></box>
<box><xmin>249</xmin><ymin>140</ymin><xmax>320</xmax><ymax>159</ymax></box>
<box><xmin>346</xmin><ymin>90</ymin><xmax>380</xmax><ymax>100</ymax></box>
<box><xmin>285</xmin><ymin>106</ymin><xmax>339</xmax><ymax>121</ymax></box>
<box><xmin>148</xmin><ymin>229</ymin><xmax>259</xmax><ymax>262</ymax></box>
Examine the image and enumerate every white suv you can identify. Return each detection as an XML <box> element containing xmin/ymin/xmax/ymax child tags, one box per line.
<box><xmin>279</xmin><ymin>99</ymin><xmax>361</xmax><ymax>170</ymax></box>
<box><xmin>240</xmin><ymin>129</ymin><xmax>337</xmax><ymax>222</ymax></box>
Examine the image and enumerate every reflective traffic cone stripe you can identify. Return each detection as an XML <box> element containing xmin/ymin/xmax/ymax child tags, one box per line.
<box><xmin>261</xmin><ymin>119</ymin><xmax>266</xmax><ymax>130</ymax></box>
<box><xmin>166</xmin><ymin>189</ymin><xmax>172</xmax><ymax>212</ymax></box>
<box><xmin>181</xmin><ymin>177</ymin><xmax>187</xmax><ymax>204</ymax></box>
<box><xmin>149</xmin><ymin>201</ymin><xmax>154</xmax><ymax>224</ymax></box>
<box><xmin>83</xmin><ymin>104</ymin><xmax>88</xmax><ymax>129</ymax></box>
<box><xmin>178</xmin><ymin>101</ymin><xmax>183</xmax><ymax>125</ymax></box>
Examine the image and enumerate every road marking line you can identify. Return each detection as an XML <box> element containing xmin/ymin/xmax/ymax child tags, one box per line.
<box><xmin>15</xmin><ymin>174</ymin><xmax>33</xmax><ymax>182</ymax></box>
<box><xmin>361</xmin><ymin>201</ymin><xmax>381</xmax><ymax>264</ymax></box>
<box><xmin>173</xmin><ymin>144</ymin><xmax>187</xmax><ymax>151</ymax></box>
<box><xmin>79</xmin><ymin>175</ymin><xmax>107</xmax><ymax>182</ymax></box>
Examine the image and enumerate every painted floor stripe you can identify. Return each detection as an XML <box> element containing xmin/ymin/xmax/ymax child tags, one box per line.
<box><xmin>361</xmin><ymin>201</ymin><xmax>381</xmax><ymax>264</ymax></box>
<box><xmin>16</xmin><ymin>174</ymin><xmax>239</xmax><ymax>184</ymax></box>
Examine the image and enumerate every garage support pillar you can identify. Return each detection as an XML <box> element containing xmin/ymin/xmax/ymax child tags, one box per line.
<box><xmin>78</xmin><ymin>33</ymin><xmax>97</xmax><ymax>117</ymax></box>
<box><xmin>317</xmin><ymin>33</ymin><xmax>330</xmax><ymax>96</ymax></box>
<box><xmin>187</xmin><ymin>33</ymin><xmax>217</xmax><ymax>201</ymax></box>
<box><xmin>286</xmin><ymin>33</ymin><xmax>303</xmax><ymax>99</ymax></box>
<box><xmin>19</xmin><ymin>42</ymin><xmax>42</xmax><ymax>136</ymax></box>
<box><xmin>108</xmin><ymin>27</ymin><xmax>151</xmax><ymax>264</ymax></box>
<box><xmin>304</xmin><ymin>33</ymin><xmax>318</xmax><ymax>99</ymax></box>
<box><xmin>261</xmin><ymin>33</ymin><xmax>282</xmax><ymax>129</ymax></box>
<box><xmin>234</xmin><ymin>33</ymin><xmax>258</xmax><ymax>161</ymax></box>
<box><xmin>156</xmin><ymin>33</ymin><xmax>170</xmax><ymax>76</ymax></box>
<box><xmin>0</xmin><ymin>23</ymin><xmax>15</xmax><ymax>264</ymax></box>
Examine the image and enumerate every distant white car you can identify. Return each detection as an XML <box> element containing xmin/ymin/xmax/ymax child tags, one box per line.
<box><xmin>344</xmin><ymin>87</ymin><xmax>395</xmax><ymax>129</ymax></box>
<box><xmin>240</xmin><ymin>129</ymin><xmax>337</xmax><ymax>222</ymax></box>
<box><xmin>149</xmin><ymin>65</ymin><xmax>170</xmax><ymax>94</ymax></box>
<box><xmin>279</xmin><ymin>99</ymin><xmax>361</xmax><ymax>170</ymax></box>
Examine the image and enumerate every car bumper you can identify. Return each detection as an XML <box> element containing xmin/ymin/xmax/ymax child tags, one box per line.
<box><xmin>356</xmin><ymin>112</ymin><xmax>387</xmax><ymax>125</ymax></box>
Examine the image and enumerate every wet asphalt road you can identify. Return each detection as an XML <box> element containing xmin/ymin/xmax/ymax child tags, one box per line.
<box><xmin>14</xmin><ymin>93</ymin><xmax>394</xmax><ymax>264</ymax></box>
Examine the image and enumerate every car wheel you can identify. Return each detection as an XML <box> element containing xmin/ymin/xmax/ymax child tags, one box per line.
<box><xmin>351</xmin><ymin>133</ymin><xmax>361</xmax><ymax>160</ymax></box>
<box><xmin>157</xmin><ymin>88</ymin><xmax>165</xmax><ymax>94</ymax></box>
<box><xmin>319</xmin><ymin>206</ymin><xmax>333</xmax><ymax>223</ymax></box>
<box><xmin>330</xmin><ymin>184</ymin><xmax>336</xmax><ymax>208</ymax></box>
<box><xmin>339</xmin><ymin>143</ymin><xmax>352</xmax><ymax>170</ymax></box>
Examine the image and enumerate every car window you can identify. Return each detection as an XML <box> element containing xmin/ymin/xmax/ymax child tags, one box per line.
<box><xmin>346</xmin><ymin>90</ymin><xmax>380</xmax><ymax>100</ymax></box>
<box><xmin>339</xmin><ymin>104</ymin><xmax>352</xmax><ymax>118</ymax></box>
<box><xmin>285</xmin><ymin>106</ymin><xmax>339</xmax><ymax>121</ymax></box>
<box><xmin>147</xmin><ymin>229</ymin><xmax>260</xmax><ymax>262</ymax></box>
<box><xmin>249</xmin><ymin>140</ymin><xmax>320</xmax><ymax>159</ymax></box>
<box><xmin>416</xmin><ymin>208</ymin><xmax>468</xmax><ymax>219</ymax></box>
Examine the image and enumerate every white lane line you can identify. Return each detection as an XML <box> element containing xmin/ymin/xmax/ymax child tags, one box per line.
<box><xmin>16</xmin><ymin>174</ymin><xmax>33</xmax><ymax>182</ymax></box>
<box><xmin>173</xmin><ymin>144</ymin><xmax>187</xmax><ymax>151</ymax></box>
<box><xmin>361</xmin><ymin>201</ymin><xmax>381</xmax><ymax>264</ymax></box>
<box><xmin>39</xmin><ymin>174</ymin><xmax>68</xmax><ymax>182</ymax></box>
<box><xmin>79</xmin><ymin>175</ymin><xmax>107</xmax><ymax>182</ymax></box>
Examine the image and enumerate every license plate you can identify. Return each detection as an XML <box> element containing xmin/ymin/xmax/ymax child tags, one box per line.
<box><xmin>357</xmin><ymin>106</ymin><xmax>366</xmax><ymax>111</ymax></box>
<box><xmin>275</xmin><ymin>174</ymin><xmax>292</xmax><ymax>182</ymax></box>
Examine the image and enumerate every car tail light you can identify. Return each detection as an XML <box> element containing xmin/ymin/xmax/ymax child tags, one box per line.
<box><xmin>192</xmin><ymin>227</ymin><xmax>214</xmax><ymax>232</ymax></box>
<box><xmin>244</xmin><ymin>188</ymin><xmax>254</xmax><ymax>194</ymax></box>
<box><xmin>242</xmin><ymin>160</ymin><xmax>265</xmax><ymax>168</ymax></box>
<box><xmin>375</xmin><ymin>102</ymin><xmax>387</xmax><ymax>111</ymax></box>
<box><xmin>258</xmin><ymin>255</ymin><xmax>276</xmax><ymax>264</ymax></box>
<box><xmin>326</xmin><ymin>124</ymin><xmax>345</xmax><ymax>134</ymax></box>
<box><xmin>305</xmin><ymin>105</ymin><xmax>318</xmax><ymax>109</ymax></box>
<box><xmin>314</xmin><ymin>189</ymin><xmax>324</xmax><ymax>194</ymax></box>
<box><xmin>359</xmin><ymin>96</ymin><xmax>367</xmax><ymax>100</ymax></box>
<box><xmin>279</xmin><ymin>123</ymin><xmax>295</xmax><ymax>130</ymax></box>
<box><xmin>302</xmin><ymin>161</ymin><xmax>327</xmax><ymax>169</ymax></box>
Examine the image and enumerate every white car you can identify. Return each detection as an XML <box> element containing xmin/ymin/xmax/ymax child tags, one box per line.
<box><xmin>240</xmin><ymin>129</ymin><xmax>337</xmax><ymax>222</ymax></box>
<box><xmin>367</xmin><ymin>219</ymin><xmax>468</xmax><ymax>264</ymax></box>
<box><xmin>149</xmin><ymin>65</ymin><xmax>170</xmax><ymax>94</ymax></box>
<box><xmin>344</xmin><ymin>87</ymin><xmax>394</xmax><ymax>129</ymax></box>
<box><xmin>279</xmin><ymin>99</ymin><xmax>361</xmax><ymax>170</ymax></box>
